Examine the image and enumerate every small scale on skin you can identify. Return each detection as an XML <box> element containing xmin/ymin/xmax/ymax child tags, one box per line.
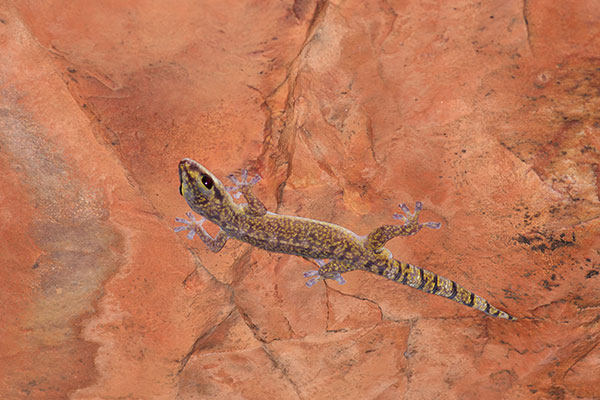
<box><xmin>175</xmin><ymin>158</ymin><xmax>517</xmax><ymax>320</ymax></box>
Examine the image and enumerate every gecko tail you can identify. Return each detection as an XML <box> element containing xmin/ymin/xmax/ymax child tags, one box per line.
<box><xmin>385</xmin><ymin>260</ymin><xmax>517</xmax><ymax>320</ymax></box>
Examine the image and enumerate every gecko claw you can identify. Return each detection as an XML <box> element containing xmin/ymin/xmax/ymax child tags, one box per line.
<box><xmin>303</xmin><ymin>269</ymin><xmax>346</xmax><ymax>286</ymax></box>
<box><xmin>303</xmin><ymin>270</ymin><xmax>322</xmax><ymax>287</ymax></box>
<box><xmin>392</xmin><ymin>213</ymin><xmax>408</xmax><ymax>223</ymax></box>
<box><xmin>225</xmin><ymin>175</ymin><xmax>243</xmax><ymax>198</ymax></box>
<box><xmin>398</xmin><ymin>203</ymin><xmax>411</xmax><ymax>214</ymax></box>
<box><xmin>249</xmin><ymin>174</ymin><xmax>261</xmax><ymax>186</ymax></box>
<box><xmin>305</xmin><ymin>277</ymin><xmax>320</xmax><ymax>287</ymax></box>
<box><xmin>397</xmin><ymin>202</ymin><xmax>420</xmax><ymax>218</ymax></box>
<box><xmin>304</xmin><ymin>270</ymin><xmax>321</xmax><ymax>287</ymax></box>
<box><xmin>333</xmin><ymin>273</ymin><xmax>346</xmax><ymax>285</ymax></box>
<box><xmin>227</xmin><ymin>173</ymin><xmax>239</xmax><ymax>185</ymax></box>
<box><xmin>314</xmin><ymin>259</ymin><xmax>327</xmax><ymax>267</ymax></box>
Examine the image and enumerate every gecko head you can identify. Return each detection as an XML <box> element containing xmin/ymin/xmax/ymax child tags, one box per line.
<box><xmin>178</xmin><ymin>158</ymin><xmax>230</xmax><ymax>216</ymax></box>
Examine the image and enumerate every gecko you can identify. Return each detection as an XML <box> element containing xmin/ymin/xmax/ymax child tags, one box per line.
<box><xmin>174</xmin><ymin>158</ymin><xmax>516</xmax><ymax>320</ymax></box>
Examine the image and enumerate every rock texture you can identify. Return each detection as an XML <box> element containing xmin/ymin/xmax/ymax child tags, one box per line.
<box><xmin>1</xmin><ymin>0</ymin><xmax>599</xmax><ymax>399</ymax></box>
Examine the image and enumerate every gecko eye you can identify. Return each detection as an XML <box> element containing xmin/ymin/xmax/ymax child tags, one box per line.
<box><xmin>201</xmin><ymin>175</ymin><xmax>214</xmax><ymax>190</ymax></box>
<box><xmin>179</xmin><ymin>182</ymin><xmax>183</xmax><ymax>196</ymax></box>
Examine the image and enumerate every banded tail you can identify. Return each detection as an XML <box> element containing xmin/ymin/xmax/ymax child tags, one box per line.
<box><xmin>381</xmin><ymin>259</ymin><xmax>516</xmax><ymax>320</ymax></box>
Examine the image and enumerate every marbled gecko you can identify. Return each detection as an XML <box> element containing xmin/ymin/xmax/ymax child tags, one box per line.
<box><xmin>175</xmin><ymin>158</ymin><xmax>516</xmax><ymax>320</ymax></box>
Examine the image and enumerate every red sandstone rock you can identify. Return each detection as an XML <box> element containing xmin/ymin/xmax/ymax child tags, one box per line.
<box><xmin>1</xmin><ymin>0</ymin><xmax>599</xmax><ymax>399</ymax></box>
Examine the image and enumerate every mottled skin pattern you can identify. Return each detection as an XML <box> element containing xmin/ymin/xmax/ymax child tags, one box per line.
<box><xmin>175</xmin><ymin>158</ymin><xmax>516</xmax><ymax>320</ymax></box>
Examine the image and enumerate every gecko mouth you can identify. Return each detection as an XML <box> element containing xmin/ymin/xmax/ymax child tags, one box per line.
<box><xmin>178</xmin><ymin>158</ymin><xmax>195</xmax><ymax>196</ymax></box>
<box><xmin>178</xmin><ymin>159</ymin><xmax>189</xmax><ymax>195</ymax></box>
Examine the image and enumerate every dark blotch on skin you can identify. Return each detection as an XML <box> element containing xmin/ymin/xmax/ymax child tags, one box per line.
<box><xmin>416</xmin><ymin>268</ymin><xmax>426</xmax><ymax>290</ymax></box>
<box><xmin>447</xmin><ymin>282</ymin><xmax>458</xmax><ymax>300</ymax></box>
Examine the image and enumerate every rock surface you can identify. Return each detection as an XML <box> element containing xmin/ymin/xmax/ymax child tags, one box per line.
<box><xmin>1</xmin><ymin>0</ymin><xmax>599</xmax><ymax>399</ymax></box>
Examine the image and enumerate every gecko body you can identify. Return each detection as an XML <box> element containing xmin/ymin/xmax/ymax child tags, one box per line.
<box><xmin>175</xmin><ymin>158</ymin><xmax>516</xmax><ymax>320</ymax></box>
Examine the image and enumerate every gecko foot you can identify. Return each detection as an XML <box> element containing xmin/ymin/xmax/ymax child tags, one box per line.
<box><xmin>303</xmin><ymin>270</ymin><xmax>321</xmax><ymax>287</ymax></box>
<box><xmin>174</xmin><ymin>212</ymin><xmax>206</xmax><ymax>240</ymax></box>
<box><xmin>393</xmin><ymin>201</ymin><xmax>441</xmax><ymax>230</ymax></box>
<box><xmin>333</xmin><ymin>273</ymin><xmax>347</xmax><ymax>285</ymax></box>
<box><xmin>226</xmin><ymin>169</ymin><xmax>261</xmax><ymax>199</ymax></box>
<box><xmin>303</xmin><ymin>270</ymin><xmax>346</xmax><ymax>287</ymax></box>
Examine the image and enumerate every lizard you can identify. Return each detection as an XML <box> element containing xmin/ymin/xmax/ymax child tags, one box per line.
<box><xmin>174</xmin><ymin>158</ymin><xmax>516</xmax><ymax>320</ymax></box>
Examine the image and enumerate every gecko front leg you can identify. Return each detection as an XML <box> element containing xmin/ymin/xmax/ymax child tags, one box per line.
<box><xmin>226</xmin><ymin>169</ymin><xmax>267</xmax><ymax>217</ymax></box>
<box><xmin>174</xmin><ymin>212</ymin><xmax>229</xmax><ymax>252</ymax></box>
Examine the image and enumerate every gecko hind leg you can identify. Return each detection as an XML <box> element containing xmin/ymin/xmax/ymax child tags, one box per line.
<box><xmin>303</xmin><ymin>260</ymin><xmax>354</xmax><ymax>287</ymax></box>
<box><xmin>366</xmin><ymin>201</ymin><xmax>441</xmax><ymax>251</ymax></box>
<box><xmin>393</xmin><ymin>202</ymin><xmax>440</xmax><ymax>229</ymax></box>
